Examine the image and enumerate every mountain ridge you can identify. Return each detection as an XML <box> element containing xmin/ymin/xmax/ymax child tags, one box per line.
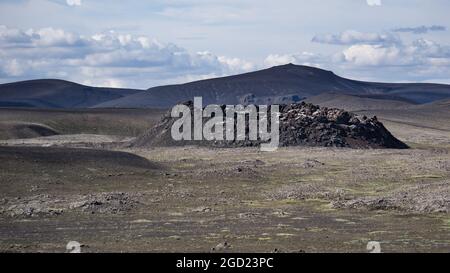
<box><xmin>2</xmin><ymin>64</ymin><xmax>450</xmax><ymax>109</ymax></box>
<box><xmin>94</xmin><ymin>64</ymin><xmax>450</xmax><ymax>108</ymax></box>
<box><xmin>0</xmin><ymin>79</ymin><xmax>142</xmax><ymax>108</ymax></box>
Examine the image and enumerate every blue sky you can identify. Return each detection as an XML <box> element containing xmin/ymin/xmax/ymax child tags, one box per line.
<box><xmin>0</xmin><ymin>0</ymin><xmax>449</xmax><ymax>88</ymax></box>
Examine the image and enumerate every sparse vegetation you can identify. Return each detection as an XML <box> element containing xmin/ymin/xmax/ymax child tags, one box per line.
<box><xmin>0</xmin><ymin>104</ymin><xmax>449</xmax><ymax>252</ymax></box>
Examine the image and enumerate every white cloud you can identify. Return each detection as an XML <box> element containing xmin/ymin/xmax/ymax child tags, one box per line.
<box><xmin>308</xmin><ymin>29</ymin><xmax>450</xmax><ymax>80</ymax></box>
<box><xmin>312</xmin><ymin>30</ymin><xmax>398</xmax><ymax>45</ymax></box>
<box><xmin>393</xmin><ymin>25</ymin><xmax>446</xmax><ymax>34</ymax></box>
<box><xmin>264</xmin><ymin>52</ymin><xmax>324</xmax><ymax>68</ymax></box>
<box><xmin>218</xmin><ymin>55</ymin><xmax>254</xmax><ymax>72</ymax></box>
<box><xmin>0</xmin><ymin>25</ymin><xmax>33</xmax><ymax>44</ymax></box>
<box><xmin>366</xmin><ymin>0</ymin><xmax>381</xmax><ymax>6</ymax></box>
<box><xmin>33</xmin><ymin>27</ymin><xmax>85</xmax><ymax>46</ymax></box>
<box><xmin>2</xmin><ymin>22</ymin><xmax>450</xmax><ymax>87</ymax></box>
<box><xmin>263</xmin><ymin>34</ymin><xmax>450</xmax><ymax>83</ymax></box>
<box><xmin>3</xmin><ymin>59</ymin><xmax>24</xmax><ymax>77</ymax></box>
<box><xmin>66</xmin><ymin>0</ymin><xmax>82</xmax><ymax>6</ymax></box>
<box><xmin>340</xmin><ymin>38</ymin><xmax>450</xmax><ymax>67</ymax></box>
<box><xmin>82</xmin><ymin>78</ymin><xmax>125</xmax><ymax>88</ymax></box>
<box><xmin>0</xmin><ymin>25</ymin><xmax>253</xmax><ymax>88</ymax></box>
<box><xmin>332</xmin><ymin>37</ymin><xmax>450</xmax><ymax>82</ymax></box>
<box><xmin>342</xmin><ymin>44</ymin><xmax>401</xmax><ymax>66</ymax></box>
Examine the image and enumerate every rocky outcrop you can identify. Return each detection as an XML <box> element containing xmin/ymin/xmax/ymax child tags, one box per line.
<box><xmin>131</xmin><ymin>101</ymin><xmax>409</xmax><ymax>149</ymax></box>
<box><xmin>277</xmin><ymin>102</ymin><xmax>408</xmax><ymax>148</ymax></box>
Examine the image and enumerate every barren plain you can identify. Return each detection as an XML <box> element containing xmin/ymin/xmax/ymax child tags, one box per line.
<box><xmin>0</xmin><ymin>106</ymin><xmax>449</xmax><ymax>252</ymax></box>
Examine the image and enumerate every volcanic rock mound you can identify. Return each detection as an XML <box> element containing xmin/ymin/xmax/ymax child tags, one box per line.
<box><xmin>131</xmin><ymin>101</ymin><xmax>408</xmax><ymax>149</ymax></box>
<box><xmin>277</xmin><ymin>103</ymin><xmax>408</xmax><ymax>148</ymax></box>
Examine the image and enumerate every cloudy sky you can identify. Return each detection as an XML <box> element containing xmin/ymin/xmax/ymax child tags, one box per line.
<box><xmin>0</xmin><ymin>0</ymin><xmax>449</xmax><ymax>88</ymax></box>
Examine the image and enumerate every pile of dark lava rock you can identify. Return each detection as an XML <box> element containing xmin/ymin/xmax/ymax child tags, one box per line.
<box><xmin>131</xmin><ymin>101</ymin><xmax>408</xmax><ymax>149</ymax></box>
<box><xmin>277</xmin><ymin>102</ymin><xmax>408</xmax><ymax>148</ymax></box>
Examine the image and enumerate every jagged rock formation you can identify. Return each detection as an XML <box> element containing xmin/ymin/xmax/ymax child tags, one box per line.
<box><xmin>277</xmin><ymin>103</ymin><xmax>408</xmax><ymax>148</ymax></box>
<box><xmin>131</xmin><ymin>101</ymin><xmax>409</xmax><ymax>149</ymax></box>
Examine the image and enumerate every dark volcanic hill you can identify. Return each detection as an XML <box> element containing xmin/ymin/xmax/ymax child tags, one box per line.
<box><xmin>2</xmin><ymin>65</ymin><xmax>450</xmax><ymax>109</ymax></box>
<box><xmin>0</xmin><ymin>79</ymin><xmax>141</xmax><ymax>108</ymax></box>
<box><xmin>131</xmin><ymin>101</ymin><xmax>408</xmax><ymax>149</ymax></box>
<box><xmin>95</xmin><ymin>64</ymin><xmax>450</xmax><ymax>108</ymax></box>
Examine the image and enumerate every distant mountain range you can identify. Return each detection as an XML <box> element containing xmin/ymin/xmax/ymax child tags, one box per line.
<box><xmin>1</xmin><ymin>64</ymin><xmax>450</xmax><ymax>109</ymax></box>
<box><xmin>0</xmin><ymin>79</ymin><xmax>141</xmax><ymax>108</ymax></box>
